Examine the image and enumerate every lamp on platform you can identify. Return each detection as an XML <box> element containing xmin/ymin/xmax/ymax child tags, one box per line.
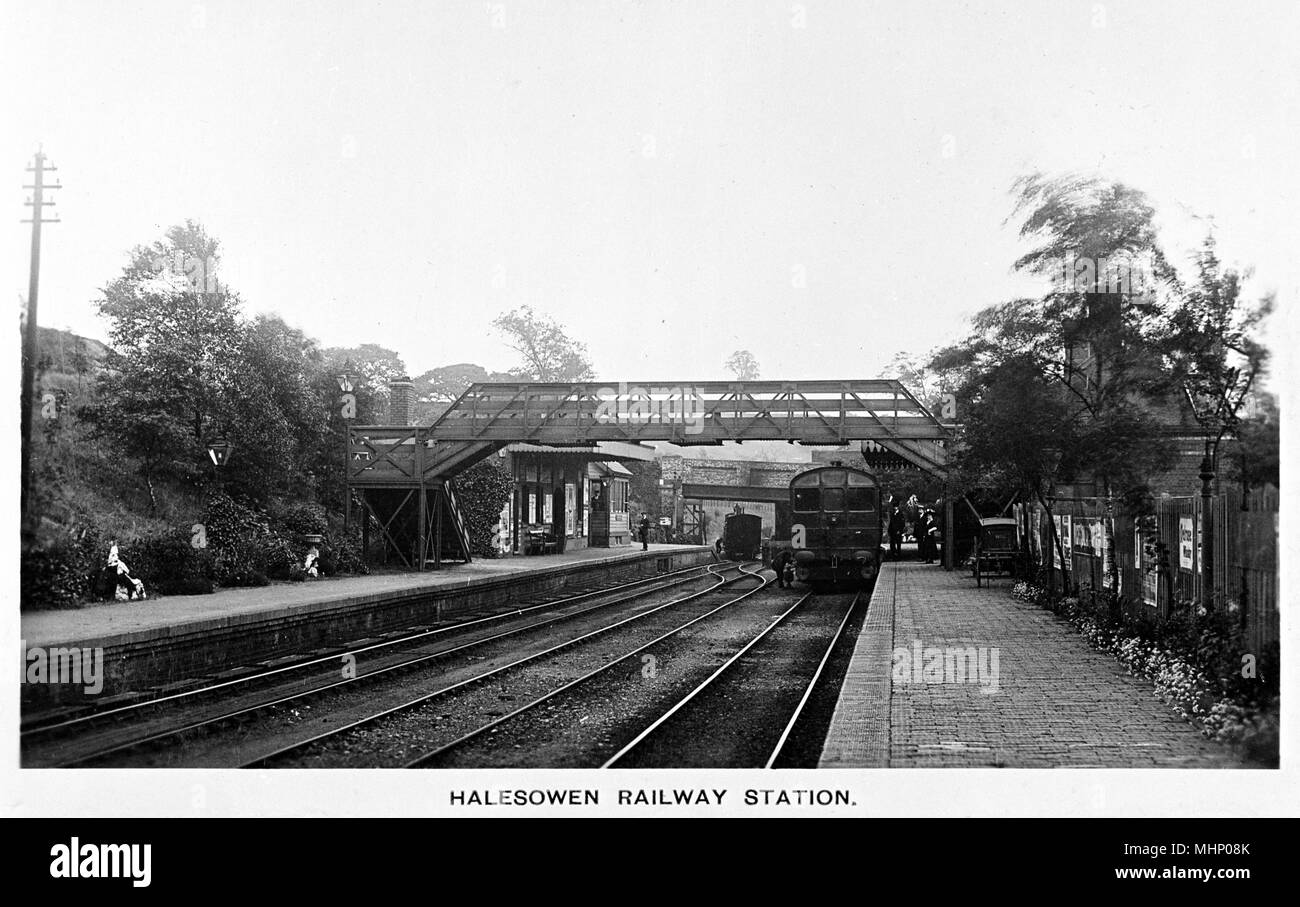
<box><xmin>206</xmin><ymin>437</ymin><xmax>234</xmax><ymax>468</ymax></box>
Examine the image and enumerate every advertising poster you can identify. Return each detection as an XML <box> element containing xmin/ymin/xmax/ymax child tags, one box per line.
<box><xmin>1179</xmin><ymin>516</ymin><xmax>1195</xmax><ymax>570</ymax></box>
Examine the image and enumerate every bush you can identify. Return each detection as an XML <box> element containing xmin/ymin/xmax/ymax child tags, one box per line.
<box><xmin>119</xmin><ymin>528</ymin><xmax>216</xmax><ymax>596</ymax></box>
<box><xmin>261</xmin><ymin>536</ymin><xmax>300</xmax><ymax>580</ymax></box>
<box><xmin>326</xmin><ymin>533</ymin><xmax>368</xmax><ymax>575</ymax></box>
<box><xmin>272</xmin><ymin>501</ymin><xmax>330</xmax><ymax>540</ymax></box>
<box><xmin>212</xmin><ymin>536</ymin><xmax>272</xmax><ymax>587</ymax></box>
<box><xmin>453</xmin><ymin>459</ymin><xmax>513</xmax><ymax>558</ymax></box>
<box><xmin>21</xmin><ymin>527</ymin><xmax>104</xmax><ymax>610</ymax></box>
<box><xmin>207</xmin><ymin>492</ymin><xmax>294</xmax><ymax>586</ymax></box>
<box><xmin>205</xmin><ymin>492</ymin><xmax>271</xmax><ymax>550</ymax></box>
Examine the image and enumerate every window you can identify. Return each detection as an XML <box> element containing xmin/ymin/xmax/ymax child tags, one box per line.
<box><xmin>846</xmin><ymin>487</ymin><xmax>876</xmax><ymax>512</ymax></box>
<box><xmin>793</xmin><ymin>488</ymin><xmax>821</xmax><ymax>511</ymax></box>
<box><xmin>822</xmin><ymin>487</ymin><xmax>845</xmax><ymax>511</ymax></box>
<box><xmin>822</xmin><ymin>469</ymin><xmax>845</xmax><ymax>486</ymax></box>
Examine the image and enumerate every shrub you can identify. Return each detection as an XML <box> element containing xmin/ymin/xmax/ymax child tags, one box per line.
<box><xmin>212</xmin><ymin>536</ymin><xmax>272</xmax><ymax>587</ymax></box>
<box><xmin>452</xmin><ymin>459</ymin><xmax>513</xmax><ymax>558</ymax></box>
<box><xmin>20</xmin><ymin>527</ymin><xmax>104</xmax><ymax>610</ymax></box>
<box><xmin>119</xmin><ymin>528</ymin><xmax>216</xmax><ymax>596</ymax></box>
<box><xmin>326</xmin><ymin>533</ymin><xmax>368</xmax><ymax>575</ymax></box>
<box><xmin>205</xmin><ymin>492</ymin><xmax>271</xmax><ymax>550</ymax></box>
<box><xmin>272</xmin><ymin>501</ymin><xmax>330</xmax><ymax>540</ymax></box>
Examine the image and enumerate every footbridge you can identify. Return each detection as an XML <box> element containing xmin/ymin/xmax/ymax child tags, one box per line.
<box><xmin>347</xmin><ymin>380</ymin><xmax>954</xmax><ymax>569</ymax></box>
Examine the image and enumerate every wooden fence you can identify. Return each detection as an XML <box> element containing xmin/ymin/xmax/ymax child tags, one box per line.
<box><xmin>1019</xmin><ymin>486</ymin><xmax>1278</xmax><ymax>652</ymax></box>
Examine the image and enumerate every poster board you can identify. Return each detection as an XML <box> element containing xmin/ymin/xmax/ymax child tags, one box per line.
<box><xmin>1179</xmin><ymin>516</ymin><xmax>1195</xmax><ymax>570</ymax></box>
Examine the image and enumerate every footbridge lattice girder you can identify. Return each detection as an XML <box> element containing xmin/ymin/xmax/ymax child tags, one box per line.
<box><xmin>344</xmin><ymin>380</ymin><xmax>954</xmax><ymax>572</ymax></box>
<box><xmin>428</xmin><ymin>380</ymin><xmax>952</xmax><ymax>447</ymax></box>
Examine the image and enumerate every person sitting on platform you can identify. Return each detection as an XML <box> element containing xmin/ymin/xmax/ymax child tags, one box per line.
<box><xmin>103</xmin><ymin>541</ymin><xmax>147</xmax><ymax>601</ymax></box>
<box><xmin>303</xmin><ymin>545</ymin><xmax>320</xmax><ymax>578</ymax></box>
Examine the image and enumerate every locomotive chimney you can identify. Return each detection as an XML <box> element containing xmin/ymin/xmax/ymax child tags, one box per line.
<box><xmin>388</xmin><ymin>377</ymin><xmax>414</xmax><ymax>425</ymax></box>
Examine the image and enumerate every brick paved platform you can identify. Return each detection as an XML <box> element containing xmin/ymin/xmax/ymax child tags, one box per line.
<box><xmin>819</xmin><ymin>562</ymin><xmax>1239</xmax><ymax>768</ymax></box>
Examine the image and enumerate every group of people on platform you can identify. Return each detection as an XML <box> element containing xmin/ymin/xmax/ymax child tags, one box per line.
<box><xmin>886</xmin><ymin>495</ymin><xmax>942</xmax><ymax>564</ymax></box>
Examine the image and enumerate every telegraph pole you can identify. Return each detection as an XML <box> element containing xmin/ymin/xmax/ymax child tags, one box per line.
<box><xmin>21</xmin><ymin>147</ymin><xmax>61</xmax><ymax>524</ymax></box>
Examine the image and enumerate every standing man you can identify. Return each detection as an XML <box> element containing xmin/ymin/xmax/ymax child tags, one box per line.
<box><xmin>888</xmin><ymin>506</ymin><xmax>906</xmax><ymax>559</ymax></box>
<box><xmin>638</xmin><ymin>512</ymin><xmax>651</xmax><ymax>550</ymax></box>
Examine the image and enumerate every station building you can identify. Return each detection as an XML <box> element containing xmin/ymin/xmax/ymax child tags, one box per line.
<box><xmin>494</xmin><ymin>442</ymin><xmax>655</xmax><ymax>555</ymax></box>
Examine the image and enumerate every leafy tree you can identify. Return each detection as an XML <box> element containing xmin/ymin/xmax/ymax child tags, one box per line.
<box><xmin>724</xmin><ymin>349</ymin><xmax>760</xmax><ymax>381</ymax></box>
<box><xmin>87</xmin><ymin>222</ymin><xmax>244</xmax><ymax>505</ymax></box>
<box><xmin>881</xmin><ymin>351</ymin><xmax>947</xmax><ymax>411</ymax></box>
<box><xmin>227</xmin><ymin>314</ymin><xmax>328</xmax><ymax>503</ymax></box>
<box><xmin>411</xmin><ymin>362</ymin><xmax>515</xmax><ymax>422</ymax></box>
<box><xmin>933</xmin><ymin>174</ymin><xmax>1181</xmax><ymax>502</ymax></box>
<box><xmin>1161</xmin><ymin>234</ymin><xmax>1273</xmax><ymax>473</ymax></box>
<box><xmin>946</xmin><ymin>355</ymin><xmax>1080</xmax><ymax>586</ymax></box>
<box><xmin>932</xmin><ymin>174</ymin><xmax>1194</xmax><ymax>592</ymax></box>
<box><xmin>89</xmin><ymin>224</ymin><xmax>344</xmax><ymax>510</ymax></box>
<box><xmin>320</xmin><ymin>344</ymin><xmax>407</xmax><ymax>408</ymax></box>
<box><xmin>1156</xmin><ymin>233</ymin><xmax>1273</xmax><ymax>608</ymax></box>
<box><xmin>1230</xmin><ymin>392</ymin><xmax>1279</xmax><ymax>493</ymax></box>
<box><xmin>493</xmin><ymin>305</ymin><xmax>596</xmax><ymax>381</ymax></box>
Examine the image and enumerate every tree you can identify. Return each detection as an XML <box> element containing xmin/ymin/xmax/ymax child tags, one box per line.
<box><xmin>724</xmin><ymin>349</ymin><xmax>760</xmax><ymax>381</ymax></box>
<box><xmin>1162</xmin><ymin>233</ymin><xmax>1272</xmax><ymax>472</ymax></box>
<box><xmin>1231</xmin><ymin>392</ymin><xmax>1279</xmax><ymax>493</ymax></box>
<box><xmin>321</xmin><ymin>344</ymin><xmax>407</xmax><ymax>407</ymax></box>
<box><xmin>945</xmin><ymin>355</ymin><xmax>1110</xmax><ymax>593</ymax></box>
<box><xmin>492</xmin><ymin>306</ymin><xmax>596</xmax><ymax>381</ymax></box>
<box><xmin>934</xmin><ymin>174</ymin><xmax>1181</xmax><ymax>496</ymax></box>
<box><xmin>230</xmin><ymin>314</ymin><xmax>329</xmax><ymax>503</ymax></box>
<box><xmin>410</xmin><ymin>362</ymin><xmax>516</xmax><ymax>422</ymax></box>
<box><xmin>932</xmin><ymin>173</ymin><xmax>1190</xmax><ymax>592</ymax></box>
<box><xmin>88</xmin><ymin>222</ymin><xmax>245</xmax><ymax>504</ymax></box>
<box><xmin>881</xmin><ymin>351</ymin><xmax>947</xmax><ymax>411</ymax></box>
<box><xmin>1158</xmin><ymin>235</ymin><xmax>1274</xmax><ymax>608</ymax></box>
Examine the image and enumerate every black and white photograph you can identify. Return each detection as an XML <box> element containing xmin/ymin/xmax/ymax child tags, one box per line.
<box><xmin>5</xmin><ymin>0</ymin><xmax>1296</xmax><ymax>853</ymax></box>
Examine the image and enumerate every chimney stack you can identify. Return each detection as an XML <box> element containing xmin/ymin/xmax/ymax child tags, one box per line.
<box><xmin>389</xmin><ymin>377</ymin><xmax>414</xmax><ymax>426</ymax></box>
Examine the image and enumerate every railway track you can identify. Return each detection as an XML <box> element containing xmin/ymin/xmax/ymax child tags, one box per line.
<box><xmin>21</xmin><ymin>560</ymin><xmax>733</xmax><ymax>768</ymax></box>
<box><xmin>411</xmin><ymin>587</ymin><xmax>861</xmax><ymax>769</ymax></box>
<box><xmin>402</xmin><ymin>563</ymin><xmax>774</xmax><ymax>768</ymax></box>
<box><xmin>255</xmin><ymin>562</ymin><xmax>770</xmax><ymax>768</ymax></box>
<box><xmin>604</xmin><ymin>589</ymin><xmax>861</xmax><ymax>768</ymax></box>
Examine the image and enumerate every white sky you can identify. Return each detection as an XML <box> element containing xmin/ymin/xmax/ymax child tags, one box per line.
<box><xmin>5</xmin><ymin>0</ymin><xmax>1297</xmax><ymax>383</ymax></box>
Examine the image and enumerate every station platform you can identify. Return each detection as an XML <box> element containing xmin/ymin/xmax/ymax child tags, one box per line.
<box><xmin>22</xmin><ymin>544</ymin><xmax>711</xmax><ymax>649</ymax></box>
<box><xmin>20</xmin><ymin>544</ymin><xmax>713</xmax><ymax>709</ymax></box>
<box><xmin>819</xmin><ymin>562</ymin><xmax>1238</xmax><ymax>768</ymax></box>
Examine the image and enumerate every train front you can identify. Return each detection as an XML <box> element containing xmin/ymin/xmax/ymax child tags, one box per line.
<box><xmin>787</xmin><ymin>466</ymin><xmax>882</xmax><ymax>588</ymax></box>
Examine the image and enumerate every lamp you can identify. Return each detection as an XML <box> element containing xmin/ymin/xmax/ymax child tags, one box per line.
<box><xmin>206</xmin><ymin>437</ymin><xmax>234</xmax><ymax>468</ymax></box>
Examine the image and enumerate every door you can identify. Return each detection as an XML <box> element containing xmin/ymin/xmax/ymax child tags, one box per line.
<box><xmin>552</xmin><ymin>487</ymin><xmax>565</xmax><ymax>552</ymax></box>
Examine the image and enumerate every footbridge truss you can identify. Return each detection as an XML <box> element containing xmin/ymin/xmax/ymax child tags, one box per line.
<box><xmin>346</xmin><ymin>379</ymin><xmax>954</xmax><ymax>569</ymax></box>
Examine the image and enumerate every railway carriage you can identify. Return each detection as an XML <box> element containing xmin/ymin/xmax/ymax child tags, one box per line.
<box><xmin>720</xmin><ymin>511</ymin><xmax>762</xmax><ymax>560</ymax></box>
<box><xmin>780</xmin><ymin>463</ymin><xmax>883</xmax><ymax>588</ymax></box>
